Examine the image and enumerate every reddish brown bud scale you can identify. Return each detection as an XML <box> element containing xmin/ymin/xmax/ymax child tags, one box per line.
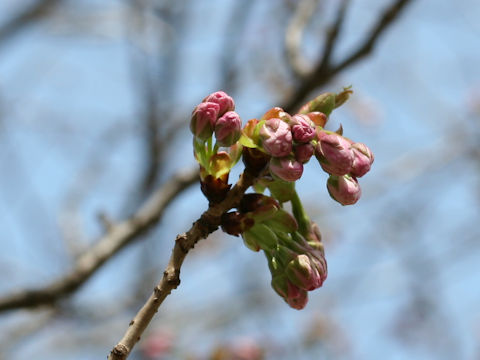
<box><xmin>200</xmin><ymin>173</ymin><xmax>231</xmax><ymax>204</ymax></box>
<box><xmin>242</xmin><ymin>147</ymin><xmax>270</xmax><ymax>174</ymax></box>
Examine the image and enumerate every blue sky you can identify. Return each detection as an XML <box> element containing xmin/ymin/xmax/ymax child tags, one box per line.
<box><xmin>0</xmin><ymin>0</ymin><xmax>479</xmax><ymax>359</ymax></box>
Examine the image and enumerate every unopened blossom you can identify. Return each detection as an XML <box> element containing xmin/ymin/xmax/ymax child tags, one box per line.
<box><xmin>294</xmin><ymin>143</ymin><xmax>315</xmax><ymax>163</ymax></box>
<box><xmin>290</xmin><ymin>114</ymin><xmax>316</xmax><ymax>143</ymax></box>
<box><xmin>315</xmin><ymin>130</ymin><xmax>354</xmax><ymax>176</ymax></box>
<box><xmin>305</xmin><ymin>111</ymin><xmax>327</xmax><ymax>127</ymax></box>
<box><xmin>269</xmin><ymin>157</ymin><xmax>303</xmax><ymax>182</ymax></box>
<box><xmin>271</xmin><ymin>274</ymin><xmax>309</xmax><ymax>310</ymax></box>
<box><xmin>190</xmin><ymin>102</ymin><xmax>220</xmax><ymax>140</ymax></box>
<box><xmin>203</xmin><ymin>91</ymin><xmax>235</xmax><ymax>116</ymax></box>
<box><xmin>260</xmin><ymin>118</ymin><xmax>293</xmax><ymax>157</ymax></box>
<box><xmin>327</xmin><ymin>174</ymin><xmax>362</xmax><ymax>205</ymax></box>
<box><xmin>350</xmin><ymin>142</ymin><xmax>374</xmax><ymax>177</ymax></box>
<box><xmin>262</xmin><ymin>107</ymin><xmax>292</xmax><ymax>123</ymax></box>
<box><xmin>215</xmin><ymin>111</ymin><xmax>242</xmax><ymax>147</ymax></box>
<box><xmin>285</xmin><ymin>254</ymin><xmax>327</xmax><ymax>291</ymax></box>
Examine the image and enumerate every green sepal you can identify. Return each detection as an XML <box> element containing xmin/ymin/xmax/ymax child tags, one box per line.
<box><xmin>239</xmin><ymin>134</ymin><xmax>257</xmax><ymax>148</ymax></box>
<box><xmin>267</xmin><ymin>178</ymin><xmax>296</xmax><ymax>203</ymax></box>
<box><xmin>299</xmin><ymin>92</ymin><xmax>336</xmax><ymax>116</ymax></box>
<box><xmin>243</xmin><ymin>223</ymin><xmax>278</xmax><ymax>251</ymax></box>
<box><xmin>263</xmin><ymin>208</ymin><xmax>298</xmax><ymax>234</ymax></box>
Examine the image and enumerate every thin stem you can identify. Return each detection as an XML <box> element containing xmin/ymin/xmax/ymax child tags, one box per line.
<box><xmin>108</xmin><ymin>167</ymin><xmax>265</xmax><ymax>360</ymax></box>
<box><xmin>290</xmin><ymin>188</ymin><xmax>310</xmax><ymax>236</ymax></box>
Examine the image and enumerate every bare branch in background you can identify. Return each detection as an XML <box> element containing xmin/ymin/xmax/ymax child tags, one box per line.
<box><xmin>126</xmin><ymin>1</ymin><xmax>188</xmax><ymax>197</ymax></box>
<box><xmin>317</xmin><ymin>0</ymin><xmax>350</xmax><ymax>72</ymax></box>
<box><xmin>0</xmin><ymin>0</ymin><xmax>62</xmax><ymax>46</ymax></box>
<box><xmin>219</xmin><ymin>0</ymin><xmax>255</xmax><ymax>93</ymax></box>
<box><xmin>0</xmin><ymin>167</ymin><xmax>199</xmax><ymax>313</ymax></box>
<box><xmin>283</xmin><ymin>0</ymin><xmax>414</xmax><ymax>113</ymax></box>
<box><xmin>59</xmin><ymin>122</ymin><xmax>132</xmax><ymax>257</ymax></box>
<box><xmin>284</xmin><ymin>0</ymin><xmax>319</xmax><ymax>78</ymax></box>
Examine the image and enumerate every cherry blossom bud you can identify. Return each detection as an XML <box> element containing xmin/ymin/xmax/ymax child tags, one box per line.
<box><xmin>305</xmin><ymin>112</ymin><xmax>328</xmax><ymax>127</ymax></box>
<box><xmin>315</xmin><ymin>130</ymin><xmax>354</xmax><ymax>176</ymax></box>
<box><xmin>215</xmin><ymin>111</ymin><xmax>242</xmax><ymax>147</ymax></box>
<box><xmin>262</xmin><ymin>107</ymin><xmax>292</xmax><ymax>123</ymax></box>
<box><xmin>327</xmin><ymin>174</ymin><xmax>362</xmax><ymax>205</ymax></box>
<box><xmin>190</xmin><ymin>102</ymin><xmax>220</xmax><ymax>140</ymax></box>
<box><xmin>269</xmin><ymin>157</ymin><xmax>303</xmax><ymax>182</ymax></box>
<box><xmin>350</xmin><ymin>142</ymin><xmax>374</xmax><ymax>178</ymax></box>
<box><xmin>290</xmin><ymin>114</ymin><xmax>316</xmax><ymax>143</ymax></box>
<box><xmin>271</xmin><ymin>274</ymin><xmax>308</xmax><ymax>310</ymax></box>
<box><xmin>285</xmin><ymin>254</ymin><xmax>327</xmax><ymax>291</ymax></box>
<box><xmin>203</xmin><ymin>91</ymin><xmax>235</xmax><ymax>116</ymax></box>
<box><xmin>294</xmin><ymin>143</ymin><xmax>315</xmax><ymax>163</ymax></box>
<box><xmin>259</xmin><ymin>118</ymin><xmax>293</xmax><ymax>157</ymax></box>
<box><xmin>305</xmin><ymin>221</ymin><xmax>324</xmax><ymax>252</ymax></box>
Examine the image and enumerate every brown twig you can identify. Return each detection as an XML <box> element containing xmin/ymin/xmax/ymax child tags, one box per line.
<box><xmin>283</xmin><ymin>0</ymin><xmax>414</xmax><ymax>113</ymax></box>
<box><xmin>0</xmin><ymin>167</ymin><xmax>199</xmax><ymax>313</ymax></box>
<box><xmin>108</xmin><ymin>168</ymin><xmax>263</xmax><ymax>360</ymax></box>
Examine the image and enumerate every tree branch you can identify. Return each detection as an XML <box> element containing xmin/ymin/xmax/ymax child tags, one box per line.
<box><xmin>0</xmin><ymin>167</ymin><xmax>199</xmax><ymax>313</ymax></box>
<box><xmin>284</xmin><ymin>0</ymin><xmax>319</xmax><ymax>78</ymax></box>
<box><xmin>283</xmin><ymin>0</ymin><xmax>414</xmax><ymax>113</ymax></box>
<box><xmin>0</xmin><ymin>0</ymin><xmax>62</xmax><ymax>46</ymax></box>
<box><xmin>108</xmin><ymin>167</ymin><xmax>264</xmax><ymax>360</ymax></box>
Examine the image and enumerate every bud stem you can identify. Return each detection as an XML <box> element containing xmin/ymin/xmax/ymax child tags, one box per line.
<box><xmin>290</xmin><ymin>189</ymin><xmax>310</xmax><ymax>237</ymax></box>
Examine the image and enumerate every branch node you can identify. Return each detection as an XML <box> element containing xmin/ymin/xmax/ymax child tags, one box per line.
<box><xmin>164</xmin><ymin>269</ymin><xmax>181</xmax><ymax>288</ymax></box>
<box><xmin>110</xmin><ymin>344</ymin><xmax>128</xmax><ymax>359</ymax></box>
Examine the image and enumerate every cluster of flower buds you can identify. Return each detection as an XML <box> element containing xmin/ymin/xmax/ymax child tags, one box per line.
<box><xmin>220</xmin><ymin>192</ymin><xmax>327</xmax><ymax>310</ymax></box>
<box><xmin>190</xmin><ymin>91</ymin><xmax>243</xmax><ymax>202</ymax></box>
<box><xmin>267</xmin><ymin>226</ymin><xmax>327</xmax><ymax>310</ymax></box>
<box><xmin>191</xmin><ymin>91</ymin><xmax>240</xmax><ymax>145</ymax></box>
<box><xmin>238</xmin><ymin>89</ymin><xmax>374</xmax><ymax>205</ymax></box>
<box><xmin>190</xmin><ymin>89</ymin><xmax>374</xmax><ymax>309</ymax></box>
<box><xmin>316</xmin><ymin>131</ymin><xmax>374</xmax><ymax>205</ymax></box>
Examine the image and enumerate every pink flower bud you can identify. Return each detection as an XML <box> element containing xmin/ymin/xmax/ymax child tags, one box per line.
<box><xmin>350</xmin><ymin>142</ymin><xmax>374</xmax><ymax>177</ymax></box>
<box><xmin>327</xmin><ymin>174</ymin><xmax>362</xmax><ymax>205</ymax></box>
<box><xmin>290</xmin><ymin>114</ymin><xmax>316</xmax><ymax>143</ymax></box>
<box><xmin>203</xmin><ymin>91</ymin><xmax>235</xmax><ymax>116</ymax></box>
<box><xmin>286</xmin><ymin>254</ymin><xmax>327</xmax><ymax>291</ymax></box>
<box><xmin>271</xmin><ymin>274</ymin><xmax>309</xmax><ymax>310</ymax></box>
<box><xmin>269</xmin><ymin>157</ymin><xmax>303</xmax><ymax>182</ymax></box>
<box><xmin>294</xmin><ymin>143</ymin><xmax>315</xmax><ymax>163</ymax></box>
<box><xmin>315</xmin><ymin>130</ymin><xmax>354</xmax><ymax>176</ymax></box>
<box><xmin>190</xmin><ymin>102</ymin><xmax>220</xmax><ymax>140</ymax></box>
<box><xmin>214</xmin><ymin>111</ymin><xmax>242</xmax><ymax>147</ymax></box>
<box><xmin>259</xmin><ymin>118</ymin><xmax>293</xmax><ymax>157</ymax></box>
